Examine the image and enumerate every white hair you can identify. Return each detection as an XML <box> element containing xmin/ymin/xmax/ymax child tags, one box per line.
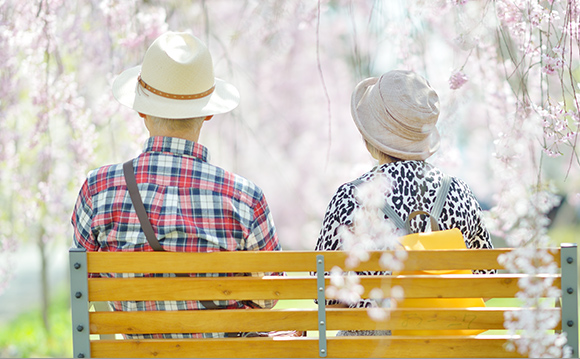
<box><xmin>147</xmin><ymin>115</ymin><xmax>206</xmax><ymax>132</ymax></box>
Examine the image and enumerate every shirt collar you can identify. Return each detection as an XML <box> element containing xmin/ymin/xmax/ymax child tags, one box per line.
<box><xmin>142</xmin><ymin>136</ymin><xmax>209</xmax><ymax>162</ymax></box>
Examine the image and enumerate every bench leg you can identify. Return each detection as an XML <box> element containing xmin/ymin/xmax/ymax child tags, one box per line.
<box><xmin>562</xmin><ymin>243</ymin><xmax>579</xmax><ymax>358</ymax></box>
<box><xmin>70</xmin><ymin>248</ymin><xmax>91</xmax><ymax>358</ymax></box>
<box><xmin>317</xmin><ymin>255</ymin><xmax>327</xmax><ymax>358</ymax></box>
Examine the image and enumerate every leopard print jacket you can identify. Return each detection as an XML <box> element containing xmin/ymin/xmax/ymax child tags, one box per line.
<box><xmin>315</xmin><ymin>160</ymin><xmax>495</xmax><ymax>308</ymax></box>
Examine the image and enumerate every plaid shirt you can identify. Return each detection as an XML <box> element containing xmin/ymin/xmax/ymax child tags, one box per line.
<box><xmin>71</xmin><ymin>136</ymin><xmax>281</xmax><ymax>338</ymax></box>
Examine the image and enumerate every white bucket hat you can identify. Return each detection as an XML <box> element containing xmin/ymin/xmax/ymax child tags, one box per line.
<box><xmin>351</xmin><ymin>70</ymin><xmax>440</xmax><ymax>161</ymax></box>
<box><xmin>112</xmin><ymin>31</ymin><xmax>240</xmax><ymax>119</ymax></box>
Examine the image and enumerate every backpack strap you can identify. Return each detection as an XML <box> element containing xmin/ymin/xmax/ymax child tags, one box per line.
<box><xmin>403</xmin><ymin>174</ymin><xmax>451</xmax><ymax>233</ymax></box>
<box><xmin>381</xmin><ymin>202</ymin><xmax>407</xmax><ymax>232</ymax></box>
<box><xmin>430</xmin><ymin>174</ymin><xmax>452</xmax><ymax>223</ymax></box>
<box><xmin>350</xmin><ymin>174</ymin><xmax>452</xmax><ymax>235</ymax></box>
<box><xmin>350</xmin><ymin>178</ymin><xmax>407</xmax><ymax>233</ymax></box>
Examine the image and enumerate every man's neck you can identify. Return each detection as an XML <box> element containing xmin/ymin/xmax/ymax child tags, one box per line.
<box><xmin>148</xmin><ymin>129</ymin><xmax>201</xmax><ymax>143</ymax></box>
<box><xmin>143</xmin><ymin>114</ymin><xmax>206</xmax><ymax>143</ymax></box>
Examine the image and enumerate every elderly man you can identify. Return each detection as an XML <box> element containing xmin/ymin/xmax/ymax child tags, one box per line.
<box><xmin>71</xmin><ymin>31</ymin><xmax>281</xmax><ymax>338</ymax></box>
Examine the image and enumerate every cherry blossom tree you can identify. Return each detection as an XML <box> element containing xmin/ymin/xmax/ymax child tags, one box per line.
<box><xmin>0</xmin><ymin>0</ymin><xmax>165</xmax><ymax>331</ymax></box>
<box><xmin>320</xmin><ymin>1</ymin><xmax>579</xmax><ymax>357</ymax></box>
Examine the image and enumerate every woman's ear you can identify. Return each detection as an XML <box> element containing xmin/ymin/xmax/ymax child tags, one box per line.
<box><xmin>204</xmin><ymin>115</ymin><xmax>214</xmax><ymax>122</ymax></box>
<box><xmin>138</xmin><ymin>112</ymin><xmax>147</xmax><ymax>119</ymax></box>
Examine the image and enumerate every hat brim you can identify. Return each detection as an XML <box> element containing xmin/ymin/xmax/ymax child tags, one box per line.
<box><xmin>351</xmin><ymin>77</ymin><xmax>440</xmax><ymax>161</ymax></box>
<box><xmin>112</xmin><ymin>66</ymin><xmax>240</xmax><ymax>119</ymax></box>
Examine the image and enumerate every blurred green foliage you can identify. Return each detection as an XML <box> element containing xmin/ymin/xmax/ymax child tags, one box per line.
<box><xmin>0</xmin><ymin>285</ymin><xmax>72</xmax><ymax>358</ymax></box>
<box><xmin>548</xmin><ymin>225</ymin><xmax>580</xmax><ymax>246</ymax></box>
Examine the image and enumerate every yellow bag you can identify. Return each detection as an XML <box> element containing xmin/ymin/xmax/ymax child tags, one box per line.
<box><xmin>391</xmin><ymin>227</ymin><xmax>486</xmax><ymax>336</ymax></box>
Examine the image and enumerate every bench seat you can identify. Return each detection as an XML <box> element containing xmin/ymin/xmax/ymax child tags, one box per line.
<box><xmin>69</xmin><ymin>245</ymin><xmax>579</xmax><ymax>358</ymax></box>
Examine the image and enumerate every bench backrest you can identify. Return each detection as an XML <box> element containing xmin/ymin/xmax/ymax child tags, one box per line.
<box><xmin>69</xmin><ymin>245</ymin><xmax>579</xmax><ymax>358</ymax></box>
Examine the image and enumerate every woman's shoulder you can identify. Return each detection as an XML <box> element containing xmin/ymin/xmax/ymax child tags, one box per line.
<box><xmin>330</xmin><ymin>161</ymin><xmax>477</xmax><ymax>205</ymax></box>
<box><xmin>371</xmin><ymin>160</ymin><xmax>443</xmax><ymax>188</ymax></box>
<box><xmin>375</xmin><ymin>160</ymin><xmax>439</xmax><ymax>176</ymax></box>
<box><xmin>323</xmin><ymin>168</ymin><xmax>380</xmax><ymax>215</ymax></box>
<box><xmin>383</xmin><ymin>161</ymin><xmax>473</xmax><ymax>187</ymax></box>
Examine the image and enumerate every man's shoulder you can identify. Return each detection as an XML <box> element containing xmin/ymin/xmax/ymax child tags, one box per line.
<box><xmin>85</xmin><ymin>163</ymin><xmax>124</xmax><ymax>190</ymax></box>
<box><xmin>219</xmin><ymin>168</ymin><xmax>265</xmax><ymax>201</ymax></box>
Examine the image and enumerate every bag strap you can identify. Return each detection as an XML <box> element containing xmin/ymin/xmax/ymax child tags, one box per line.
<box><xmin>351</xmin><ymin>174</ymin><xmax>452</xmax><ymax>234</ymax></box>
<box><xmin>430</xmin><ymin>174</ymin><xmax>452</xmax><ymax>223</ymax></box>
<box><xmin>381</xmin><ymin>201</ymin><xmax>407</xmax><ymax>231</ymax></box>
<box><xmin>123</xmin><ymin>160</ymin><xmax>164</xmax><ymax>251</ymax></box>
<box><xmin>405</xmin><ymin>210</ymin><xmax>440</xmax><ymax>233</ymax></box>
<box><xmin>123</xmin><ymin>159</ymin><xmax>220</xmax><ymax>309</ymax></box>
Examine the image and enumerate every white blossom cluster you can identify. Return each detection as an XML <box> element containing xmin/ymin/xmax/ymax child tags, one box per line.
<box><xmin>327</xmin><ymin>175</ymin><xmax>407</xmax><ymax>320</ymax></box>
<box><xmin>485</xmin><ymin>102</ymin><xmax>568</xmax><ymax>357</ymax></box>
<box><xmin>497</xmin><ymin>236</ymin><xmax>570</xmax><ymax>357</ymax></box>
<box><xmin>491</xmin><ymin>181</ymin><xmax>568</xmax><ymax>357</ymax></box>
<box><xmin>486</xmin><ymin>138</ymin><xmax>569</xmax><ymax>356</ymax></box>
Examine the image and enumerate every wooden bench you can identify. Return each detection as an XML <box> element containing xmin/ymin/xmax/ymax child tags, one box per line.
<box><xmin>69</xmin><ymin>244</ymin><xmax>579</xmax><ymax>358</ymax></box>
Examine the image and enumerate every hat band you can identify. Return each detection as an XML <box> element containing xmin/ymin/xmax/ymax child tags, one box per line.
<box><xmin>138</xmin><ymin>75</ymin><xmax>215</xmax><ymax>100</ymax></box>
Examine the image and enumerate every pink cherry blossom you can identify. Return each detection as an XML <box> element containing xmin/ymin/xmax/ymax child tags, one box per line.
<box><xmin>449</xmin><ymin>70</ymin><xmax>468</xmax><ymax>90</ymax></box>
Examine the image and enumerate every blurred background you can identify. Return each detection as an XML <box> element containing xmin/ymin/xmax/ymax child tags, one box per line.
<box><xmin>1</xmin><ymin>0</ymin><xmax>580</xmax><ymax>357</ymax></box>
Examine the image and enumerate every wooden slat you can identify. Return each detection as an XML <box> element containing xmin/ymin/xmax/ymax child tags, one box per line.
<box><xmin>78</xmin><ymin>246</ymin><xmax>568</xmax><ymax>358</ymax></box>
<box><xmin>326</xmin><ymin>336</ymin><xmax>526</xmax><ymax>358</ymax></box>
<box><xmin>90</xmin><ymin>336</ymin><xmax>525</xmax><ymax>358</ymax></box>
<box><xmin>89</xmin><ymin>307</ymin><xmax>561</xmax><ymax>334</ymax></box>
<box><xmin>88</xmin><ymin>276</ymin><xmax>314</xmax><ymax>301</ymax></box>
<box><xmin>87</xmin><ymin>274</ymin><xmax>559</xmax><ymax>301</ymax></box>
<box><xmin>327</xmin><ymin>307</ymin><xmax>560</xmax><ymax>332</ymax></box>
<box><xmin>86</xmin><ymin>249</ymin><xmax>557</xmax><ymax>273</ymax></box>
<box><xmin>89</xmin><ymin>309</ymin><xmax>319</xmax><ymax>334</ymax></box>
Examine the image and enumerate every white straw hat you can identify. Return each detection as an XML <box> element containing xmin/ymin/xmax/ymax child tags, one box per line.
<box><xmin>112</xmin><ymin>31</ymin><xmax>240</xmax><ymax>119</ymax></box>
<box><xmin>351</xmin><ymin>70</ymin><xmax>440</xmax><ymax>160</ymax></box>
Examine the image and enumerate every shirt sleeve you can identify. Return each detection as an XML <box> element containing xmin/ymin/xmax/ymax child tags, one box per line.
<box><xmin>71</xmin><ymin>179</ymin><xmax>102</xmax><ymax>278</ymax></box>
<box><xmin>244</xmin><ymin>192</ymin><xmax>282</xmax><ymax>309</ymax></box>
<box><xmin>246</xmin><ymin>193</ymin><xmax>281</xmax><ymax>252</ymax></box>
<box><xmin>71</xmin><ymin>179</ymin><xmax>98</xmax><ymax>251</ymax></box>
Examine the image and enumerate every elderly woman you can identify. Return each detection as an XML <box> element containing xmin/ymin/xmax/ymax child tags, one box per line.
<box><xmin>315</xmin><ymin>70</ymin><xmax>495</xmax><ymax>335</ymax></box>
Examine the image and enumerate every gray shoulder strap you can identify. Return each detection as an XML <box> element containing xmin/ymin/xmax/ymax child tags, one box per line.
<box><xmin>403</xmin><ymin>175</ymin><xmax>451</xmax><ymax>232</ymax></box>
<box><xmin>381</xmin><ymin>203</ymin><xmax>407</xmax><ymax>232</ymax></box>
<box><xmin>349</xmin><ymin>179</ymin><xmax>365</xmax><ymax>187</ymax></box>
<box><xmin>351</xmin><ymin>174</ymin><xmax>451</xmax><ymax>234</ymax></box>
<box><xmin>430</xmin><ymin>174</ymin><xmax>451</xmax><ymax>222</ymax></box>
<box><xmin>349</xmin><ymin>179</ymin><xmax>407</xmax><ymax>233</ymax></box>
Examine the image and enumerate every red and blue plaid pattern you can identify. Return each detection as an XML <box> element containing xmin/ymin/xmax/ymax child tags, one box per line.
<box><xmin>71</xmin><ymin>136</ymin><xmax>281</xmax><ymax>338</ymax></box>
